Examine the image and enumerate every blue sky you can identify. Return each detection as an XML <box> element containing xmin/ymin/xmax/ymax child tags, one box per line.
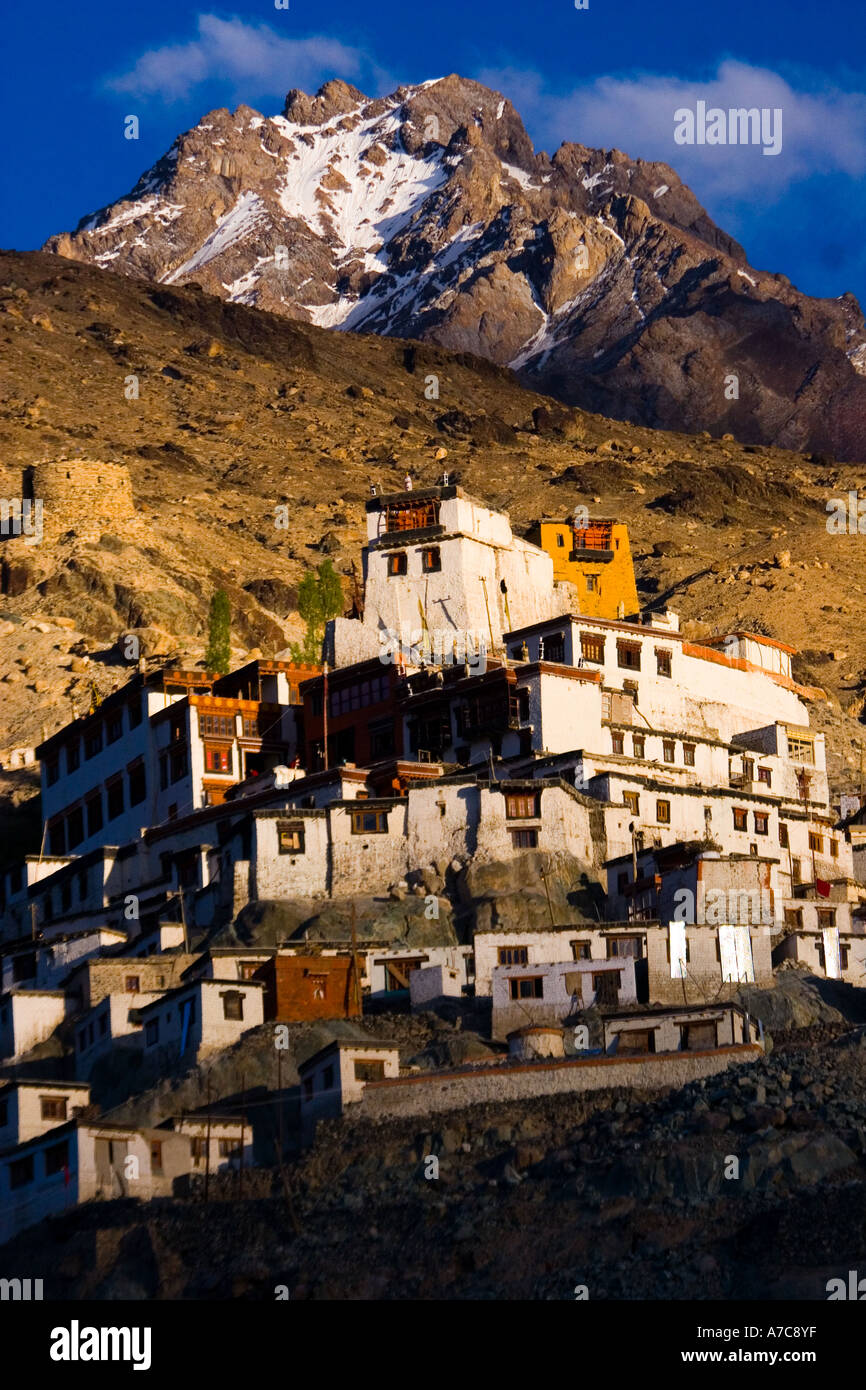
<box><xmin>4</xmin><ymin>0</ymin><xmax>866</xmax><ymax>308</ymax></box>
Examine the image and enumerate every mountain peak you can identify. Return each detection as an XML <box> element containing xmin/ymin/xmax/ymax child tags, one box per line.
<box><xmin>43</xmin><ymin>73</ymin><xmax>866</xmax><ymax>459</ymax></box>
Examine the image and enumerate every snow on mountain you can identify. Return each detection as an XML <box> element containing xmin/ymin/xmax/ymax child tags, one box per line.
<box><xmin>44</xmin><ymin>74</ymin><xmax>866</xmax><ymax>460</ymax></box>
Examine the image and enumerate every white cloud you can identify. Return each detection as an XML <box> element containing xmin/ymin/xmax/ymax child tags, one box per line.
<box><xmin>478</xmin><ymin>60</ymin><xmax>866</xmax><ymax>201</ymax></box>
<box><xmin>107</xmin><ymin>14</ymin><xmax>365</xmax><ymax>103</ymax></box>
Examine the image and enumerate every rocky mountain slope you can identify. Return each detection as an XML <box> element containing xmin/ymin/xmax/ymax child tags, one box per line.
<box><xmin>1</xmin><ymin>247</ymin><xmax>865</xmax><ymax>867</ymax></box>
<box><xmin>44</xmin><ymin>75</ymin><xmax>866</xmax><ymax>460</ymax></box>
<box><xmin>6</xmin><ymin>1004</ymin><xmax>866</xmax><ymax>1300</ymax></box>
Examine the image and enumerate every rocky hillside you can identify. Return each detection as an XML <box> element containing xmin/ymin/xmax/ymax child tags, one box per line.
<box><xmin>1</xmin><ymin>247</ymin><xmax>865</xmax><ymax>865</ymax></box>
<box><xmin>6</xmin><ymin>1006</ymin><xmax>866</xmax><ymax>1299</ymax></box>
<box><xmin>44</xmin><ymin>75</ymin><xmax>866</xmax><ymax>460</ymax></box>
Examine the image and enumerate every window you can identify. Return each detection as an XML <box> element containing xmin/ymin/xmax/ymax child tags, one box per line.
<box><xmin>308</xmin><ymin>974</ymin><xmax>328</xmax><ymax>1002</ymax></box>
<box><xmin>754</xmin><ymin>813</ymin><xmax>769</xmax><ymax>836</ymax></box>
<box><xmin>66</xmin><ymin>806</ymin><xmax>84</xmax><ymax>849</ymax></box>
<box><xmin>191</xmin><ymin>1137</ymin><xmax>207</xmax><ymax>1165</ymax></box>
<box><xmin>809</xmin><ymin>831</ymin><xmax>823</xmax><ymax>853</ymax></box>
<box><xmin>330</xmin><ymin>676</ymin><xmax>388</xmax><ymax>717</ymax></box>
<box><xmin>840</xmin><ymin>945</ymin><xmax>850</xmax><ymax>970</ymax></box>
<box><xmin>611</xmin><ymin>731</ymin><xmax>625</xmax><ymax>755</ymax></box>
<box><xmin>542</xmin><ymin>633</ymin><xmax>565</xmax><ymax>663</ymax></box>
<box><xmin>99</xmin><ymin>1013</ymin><xmax>108</xmax><ymax>1036</ymax></box>
<box><xmin>683</xmin><ymin>743</ymin><xmax>696</xmax><ymax>767</ymax></box>
<box><xmin>219</xmin><ymin>1138</ymin><xmax>241</xmax><ymax>1158</ymax></box>
<box><xmin>662</xmin><ymin>740</ymin><xmax>676</xmax><ymax>764</ymax></box>
<box><xmin>592</xmin><ymin>970</ymin><xmax>622</xmax><ymax>1004</ymax></box>
<box><xmin>170</xmin><ymin>749</ymin><xmax>188</xmax><ymax>783</ymax></box>
<box><xmin>128</xmin><ymin>760</ymin><xmax>146</xmax><ymax>806</ymax></box>
<box><xmin>817</xmin><ymin>909</ymin><xmax>835</xmax><ymax>929</ymax></box>
<box><xmin>84</xmin><ymin>728</ymin><xmax>103</xmax><ymax>760</ymax></box>
<box><xmin>571</xmin><ymin>941</ymin><xmax>591</xmax><ymax>960</ymax></box>
<box><xmin>787</xmin><ymin>735</ymin><xmax>814</xmax><ymax>764</ymax></box>
<box><xmin>656</xmin><ymin>800</ymin><xmax>671</xmax><ymax>825</ymax></box>
<box><xmin>387</xmin><ymin>552</ymin><xmax>407</xmax><ymax>576</ymax></box>
<box><xmin>758</xmin><ymin>766</ymin><xmax>772</xmax><ymax>786</ymax></box>
<box><xmin>354</xmin><ymin>1059</ymin><xmax>386</xmax><ymax>1082</ymax></box>
<box><xmin>125</xmin><ymin>975</ymin><xmax>140</xmax><ymax>993</ymax></box>
<box><xmin>505</xmin><ymin>793</ymin><xmax>540</xmax><ymax>819</ymax></box>
<box><xmin>580</xmin><ymin>634</ymin><xmax>605</xmax><ymax>665</ymax></box>
<box><xmin>510</xmin><ymin>828</ymin><xmax>538</xmax><ymax>849</ymax></box>
<box><xmin>278</xmin><ymin>823</ymin><xmax>305</xmax><ymax>853</ymax></box>
<box><xmin>733</xmin><ymin>808</ymin><xmax>748</xmax><ymax>832</ymax></box>
<box><xmin>204</xmin><ymin>745</ymin><xmax>231</xmax><ymax>774</ymax></box>
<box><xmin>616</xmin><ymin>1028</ymin><xmax>654</xmax><ymax>1054</ymax></box>
<box><xmin>498</xmin><ymin>946</ymin><xmax>528</xmax><ymax>965</ymax></box>
<box><xmin>632</xmin><ymin>735</ymin><xmax>645</xmax><ymax>759</ymax></box>
<box><xmin>384</xmin><ymin>498</ymin><xmax>440</xmax><ymax>532</ymax></box>
<box><xmin>85</xmin><ymin>792</ymin><xmax>103</xmax><ymax>837</ymax></box>
<box><xmin>623</xmin><ymin>791</ymin><xmax>640</xmax><ymax>815</ymax></box>
<box><xmin>150</xmin><ymin>1141</ymin><xmax>163</xmax><ymax>1173</ymax></box>
<box><xmin>106</xmin><ymin>778</ymin><xmax>124</xmax><ymax>820</ymax></box>
<box><xmin>792</xmin><ymin>859</ymin><xmax>803</xmax><ymax>885</ymax></box>
<box><xmin>46</xmin><ymin>758</ymin><xmax>59</xmax><ymax>786</ymax></box>
<box><xmin>830</xmin><ymin>839</ymin><xmax>839</xmax><ymax>859</ymax></box>
<box><xmin>421</xmin><ymin>547</ymin><xmax>441</xmax><ymax>572</ymax></box>
<box><xmin>779</xmin><ymin>824</ymin><xmax>789</xmax><ymax>848</ymax></box>
<box><xmin>509</xmin><ymin>976</ymin><xmax>544</xmax><ymax>999</ymax></box>
<box><xmin>66</xmin><ymin>742</ymin><xmax>80</xmax><ymax>773</ymax></box>
<box><xmin>656</xmin><ymin>649</ymin><xmax>672</xmax><ymax>678</ymax></box>
<box><xmin>239</xmin><ymin>962</ymin><xmax>261</xmax><ymax>980</ymax></box>
<box><xmin>682</xmin><ymin>1021</ymin><xmax>717</xmax><ymax>1051</ymax></box>
<box><xmin>45</xmin><ymin>1140</ymin><xmax>68</xmax><ymax>1177</ymax></box>
<box><xmin>617</xmin><ymin>872</ymin><xmax>628</xmax><ymax>892</ymax></box>
<box><xmin>106</xmin><ymin>713</ymin><xmax>123</xmax><ymax>745</ymax></box>
<box><xmin>585</xmin><ymin>575</ymin><xmax>598</xmax><ymax>593</ymax></box>
<box><xmin>607</xmin><ymin>936</ymin><xmax>642</xmax><ymax>958</ymax></box>
<box><xmin>351</xmin><ymin>809</ymin><xmax>388</xmax><ymax>834</ymax></box>
<box><xmin>199</xmin><ymin>713</ymin><xmax>235</xmax><ymax>738</ymax></box>
<box><xmin>128</xmin><ymin>697</ymin><xmax>143</xmax><ymax>728</ymax></box>
<box><xmin>145</xmin><ymin>1019</ymin><xmax>159</xmax><ymax>1047</ymax></box>
<box><xmin>556</xmin><ymin>533</ymin><xmax>565</xmax><ymax>547</ymax></box>
<box><xmin>9</xmin><ymin>1155</ymin><xmax>34</xmax><ymax>1188</ymax></box>
<box><xmin>222</xmin><ymin>991</ymin><xmax>244</xmax><ymax>1021</ymax></box>
<box><xmin>40</xmin><ymin>1096</ymin><xmax>67</xmax><ymax>1121</ymax></box>
<box><xmin>784</xmin><ymin>908</ymin><xmax>803</xmax><ymax>929</ymax></box>
<box><xmin>617</xmin><ymin>642</ymin><xmax>641</xmax><ymax>671</ymax></box>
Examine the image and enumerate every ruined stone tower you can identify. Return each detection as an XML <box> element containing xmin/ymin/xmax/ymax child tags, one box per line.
<box><xmin>25</xmin><ymin>459</ymin><xmax>135</xmax><ymax>539</ymax></box>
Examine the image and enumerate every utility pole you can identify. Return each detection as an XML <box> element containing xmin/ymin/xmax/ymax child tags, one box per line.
<box><xmin>204</xmin><ymin>1077</ymin><xmax>212</xmax><ymax>1205</ymax></box>
<box><xmin>539</xmin><ymin>859</ymin><xmax>556</xmax><ymax>928</ymax></box>
<box><xmin>322</xmin><ymin>662</ymin><xmax>329</xmax><ymax>771</ymax></box>
<box><xmin>349</xmin><ymin>902</ymin><xmax>362</xmax><ymax>1016</ymax></box>
<box><xmin>479</xmin><ymin>576</ymin><xmax>495</xmax><ymax>652</ymax></box>
<box><xmin>238</xmin><ymin>1071</ymin><xmax>246</xmax><ymax>1201</ymax></box>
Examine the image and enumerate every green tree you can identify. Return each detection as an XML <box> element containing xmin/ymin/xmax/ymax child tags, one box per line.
<box><xmin>290</xmin><ymin>559</ymin><xmax>344</xmax><ymax>663</ymax></box>
<box><xmin>205</xmin><ymin>589</ymin><xmax>232</xmax><ymax>674</ymax></box>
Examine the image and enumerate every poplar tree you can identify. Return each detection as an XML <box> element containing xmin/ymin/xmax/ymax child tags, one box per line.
<box><xmin>291</xmin><ymin>559</ymin><xmax>344</xmax><ymax>662</ymax></box>
<box><xmin>205</xmin><ymin>589</ymin><xmax>232</xmax><ymax>674</ymax></box>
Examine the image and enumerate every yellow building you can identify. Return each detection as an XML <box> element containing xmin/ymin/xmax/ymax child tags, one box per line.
<box><xmin>527</xmin><ymin>518</ymin><xmax>639</xmax><ymax>620</ymax></box>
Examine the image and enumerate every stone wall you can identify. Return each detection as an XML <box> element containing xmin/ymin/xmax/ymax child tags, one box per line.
<box><xmin>347</xmin><ymin>1043</ymin><xmax>761</xmax><ymax>1122</ymax></box>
